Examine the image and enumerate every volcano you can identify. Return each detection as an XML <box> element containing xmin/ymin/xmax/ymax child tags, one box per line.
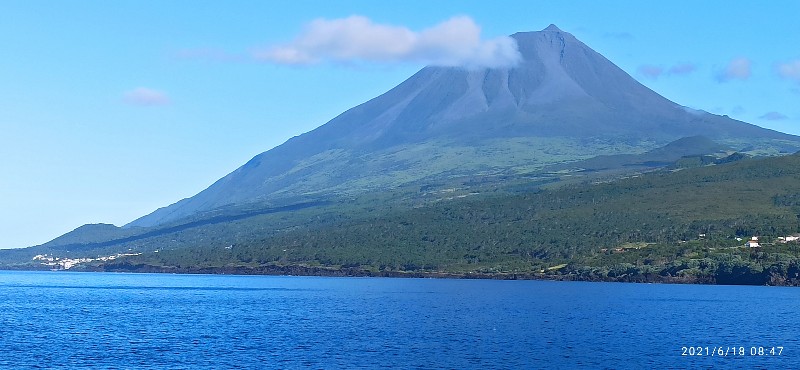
<box><xmin>128</xmin><ymin>24</ymin><xmax>800</xmax><ymax>228</ymax></box>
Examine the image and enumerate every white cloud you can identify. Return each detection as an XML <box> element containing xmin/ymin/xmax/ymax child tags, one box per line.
<box><xmin>638</xmin><ymin>62</ymin><xmax>696</xmax><ymax>79</ymax></box>
<box><xmin>668</xmin><ymin>63</ymin><xmax>696</xmax><ymax>75</ymax></box>
<box><xmin>716</xmin><ymin>57</ymin><xmax>751</xmax><ymax>82</ymax></box>
<box><xmin>123</xmin><ymin>88</ymin><xmax>171</xmax><ymax>106</ymax></box>
<box><xmin>638</xmin><ymin>65</ymin><xmax>663</xmax><ymax>79</ymax></box>
<box><xmin>759</xmin><ymin>111</ymin><xmax>788</xmax><ymax>121</ymax></box>
<box><xmin>253</xmin><ymin>15</ymin><xmax>521</xmax><ymax>68</ymax></box>
<box><xmin>777</xmin><ymin>60</ymin><xmax>800</xmax><ymax>83</ymax></box>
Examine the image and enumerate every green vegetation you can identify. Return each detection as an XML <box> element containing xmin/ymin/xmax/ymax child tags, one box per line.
<box><xmin>3</xmin><ymin>152</ymin><xmax>800</xmax><ymax>285</ymax></box>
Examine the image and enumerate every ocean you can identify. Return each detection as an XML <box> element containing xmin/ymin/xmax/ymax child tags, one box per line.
<box><xmin>0</xmin><ymin>271</ymin><xmax>796</xmax><ymax>369</ymax></box>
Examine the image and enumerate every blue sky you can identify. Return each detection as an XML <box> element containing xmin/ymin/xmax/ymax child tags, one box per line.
<box><xmin>2</xmin><ymin>0</ymin><xmax>799</xmax><ymax>249</ymax></box>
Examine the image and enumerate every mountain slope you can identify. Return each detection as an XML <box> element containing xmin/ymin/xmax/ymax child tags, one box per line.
<box><xmin>547</xmin><ymin>135</ymin><xmax>730</xmax><ymax>172</ymax></box>
<box><xmin>128</xmin><ymin>25</ymin><xmax>800</xmax><ymax>228</ymax></box>
<box><xmin>6</xmin><ymin>152</ymin><xmax>800</xmax><ymax>285</ymax></box>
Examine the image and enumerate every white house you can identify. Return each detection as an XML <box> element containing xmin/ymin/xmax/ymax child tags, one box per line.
<box><xmin>746</xmin><ymin>237</ymin><xmax>760</xmax><ymax>248</ymax></box>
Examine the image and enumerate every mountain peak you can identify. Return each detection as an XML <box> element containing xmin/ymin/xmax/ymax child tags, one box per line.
<box><xmin>126</xmin><ymin>24</ymin><xmax>800</xmax><ymax>228</ymax></box>
<box><xmin>543</xmin><ymin>24</ymin><xmax>562</xmax><ymax>32</ymax></box>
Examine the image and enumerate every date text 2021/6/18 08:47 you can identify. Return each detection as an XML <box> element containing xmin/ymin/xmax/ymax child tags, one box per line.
<box><xmin>681</xmin><ymin>346</ymin><xmax>784</xmax><ymax>357</ymax></box>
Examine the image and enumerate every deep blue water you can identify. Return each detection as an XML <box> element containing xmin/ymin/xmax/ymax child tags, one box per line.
<box><xmin>0</xmin><ymin>271</ymin><xmax>797</xmax><ymax>369</ymax></box>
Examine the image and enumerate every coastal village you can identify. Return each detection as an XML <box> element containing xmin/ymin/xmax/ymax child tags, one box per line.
<box><xmin>33</xmin><ymin>234</ymin><xmax>800</xmax><ymax>270</ymax></box>
<box><xmin>599</xmin><ymin>234</ymin><xmax>800</xmax><ymax>254</ymax></box>
<box><xmin>741</xmin><ymin>235</ymin><xmax>800</xmax><ymax>249</ymax></box>
<box><xmin>32</xmin><ymin>252</ymin><xmax>141</xmax><ymax>270</ymax></box>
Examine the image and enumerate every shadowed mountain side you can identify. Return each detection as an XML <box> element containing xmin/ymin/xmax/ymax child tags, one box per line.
<box><xmin>127</xmin><ymin>25</ymin><xmax>800</xmax><ymax>228</ymax></box>
<box><xmin>547</xmin><ymin>136</ymin><xmax>730</xmax><ymax>172</ymax></box>
<box><xmin>30</xmin><ymin>202</ymin><xmax>327</xmax><ymax>254</ymax></box>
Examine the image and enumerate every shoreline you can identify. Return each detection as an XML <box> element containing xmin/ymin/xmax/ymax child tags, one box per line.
<box><xmin>5</xmin><ymin>262</ymin><xmax>796</xmax><ymax>286</ymax></box>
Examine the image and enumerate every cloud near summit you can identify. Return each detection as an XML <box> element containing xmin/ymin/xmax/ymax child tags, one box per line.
<box><xmin>253</xmin><ymin>16</ymin><xmax>521</xmax><ymax>68</ymax></box>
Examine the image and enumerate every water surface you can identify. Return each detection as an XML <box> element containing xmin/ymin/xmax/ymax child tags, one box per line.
<box><xmin>0</xmin><ymin>271</ymin><xmax>796</xmax><ymax>368</ymax></box>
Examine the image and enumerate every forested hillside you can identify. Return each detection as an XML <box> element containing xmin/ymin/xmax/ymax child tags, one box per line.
<box><xmin>8</xmin><ymin>152</ymin><xmax>791</xmax><ymax>285</ymax></box>
<box><xmin>3</xmin><ymin>152</ymin><xmax>800</xmax><ymax>285</ymax></box>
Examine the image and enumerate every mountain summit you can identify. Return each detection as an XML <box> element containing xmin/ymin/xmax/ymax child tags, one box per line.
<box><xmin>128</xmin><ymin>25</ymin><xmax>799</xmax><ymax>228</ymax></box>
